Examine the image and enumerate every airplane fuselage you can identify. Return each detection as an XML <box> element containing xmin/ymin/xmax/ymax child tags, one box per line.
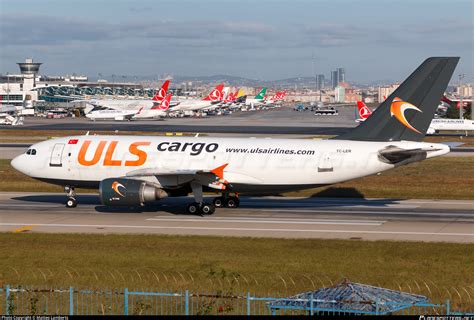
<box><xmin>11</xmin><ymin>135</ymin><xmax>449</xmax><ymax>193</ymax></box>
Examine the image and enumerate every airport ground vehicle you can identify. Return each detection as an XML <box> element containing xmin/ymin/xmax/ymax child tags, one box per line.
<box><xmin>314</xmin><ymin>106</ymin><xmax>338</xmax><ymax>115</ymax></box>
<box><xmin>294</xmin><ymin>104</ymin><xmax>306</xmax><ymax>111</ymax></box>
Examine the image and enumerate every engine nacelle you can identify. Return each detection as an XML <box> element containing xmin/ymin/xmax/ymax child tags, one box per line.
<box><xmin>99</xmin><ymin>178</ymin><xmax>167</xmax><ymax>206</ymax></box>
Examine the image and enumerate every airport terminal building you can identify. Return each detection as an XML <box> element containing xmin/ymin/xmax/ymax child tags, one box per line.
<box><xmin>0</xmin><ymin>59</ymin><xmax>151</xmax><ymax>109</ymax></box>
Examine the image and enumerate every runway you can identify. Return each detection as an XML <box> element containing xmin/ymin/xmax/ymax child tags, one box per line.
<box><xmin>1</xmin><ymin>192</ymin><xmax>472</xmax><ymax>243</ymax></box>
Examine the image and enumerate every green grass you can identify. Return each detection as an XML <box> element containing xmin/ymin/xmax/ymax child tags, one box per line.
<box><xmin>0</xmin><ymin>233</ymin><xmax>472</xmax><ymax>306</ymax></box>
<box><xmin>2</xmin><ymin>156</ymin><xmax>473</xmax><ymax>199</ymax></box>
<box><xmin>286</xmin><ymin>156</ymin><xmax>474</xmax><ymax>199</ymax></box>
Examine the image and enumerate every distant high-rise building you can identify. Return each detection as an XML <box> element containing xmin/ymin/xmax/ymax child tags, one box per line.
<box><xmin>337</xmin><ymin>68</ymin><xmax>345</xmax><ymax>83</ymax></box>
<box><xmin>330</xmin><ymin>68</ymin><xmax>345</xmax><ymax>89</ymax></box>
<box><xmin>331</xmin><ymin>71</ymin><xmax>338</xmax><ymax>89</ymax></box>
<box><xmin>316</xmin><ymin>74</ymin><xmax>325</xmax><ymax>90</ymax></box>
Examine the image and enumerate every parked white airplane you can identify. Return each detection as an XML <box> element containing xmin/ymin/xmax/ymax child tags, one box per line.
<box><xmin>83</xmin><ymin>80</ymin><xmax>173</xmax><ymax>111</ymax></box>
<box><xmin>357</xmin><ymin>101</ymin><xmax>474</xmax><ymax>135</ymax></box>
<box><xmin>0</xmin><ymin>105</ymin><xmax>25</xmax><ymax>125</ymax></box>
<box><xmin>85</xmin><ymin>109</ymin><xmax>139</xmax><ymax>121</ymax></box>
<box><xmin>86</xmin><ymin>93</ymin><xmax>172</xmax><ymax>121</ymax></box>
<box><xmin>11</xmin><ymin>57</ymin><xmax>459</xmax><ymax>215</ymax></box>
<box><xmin>133</xmin><ymin>94</ymin><xmax>171</xmax><ymax>120</ymax></box>
<box><xmin>264</xmin><ymin>91</ymin><xmax>286</xmax><ymax>105</ymax></box>
<box><xmin>427</xmin><ymin>118</ymin><xmax>474</xmax><ymax>135</ymax></box>
<box><xmin>170</xmin><ymin>84</ymin><xmax>225</xmax><ymax>112</ymax></box>
<box><xmin>245</xmin><ymin>87</ymin><xmax>267</xmax><ymax>107</ymax></box>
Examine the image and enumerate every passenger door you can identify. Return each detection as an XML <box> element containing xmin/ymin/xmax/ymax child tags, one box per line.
<box><xmin>50</xmin><ymin>143</ymin><xmax>65</xmax><ymax>167</ymax></box>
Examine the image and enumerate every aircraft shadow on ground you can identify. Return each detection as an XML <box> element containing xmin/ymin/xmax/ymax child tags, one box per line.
<box><xmin>12</xmin><ymin>187</ymin><xmax>401</xmax><ymax>215</ymax></box>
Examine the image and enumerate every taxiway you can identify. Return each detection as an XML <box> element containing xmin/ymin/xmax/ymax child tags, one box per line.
<box><xmin>1</xmin><ymin>192</ymin><xmax>472</xmax><ymax>243</ymax></box>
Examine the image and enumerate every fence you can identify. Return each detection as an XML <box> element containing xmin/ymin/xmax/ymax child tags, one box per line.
<box><xmin>0</xmin><ymin>286</ymin><xmax>471</xmax><ymax>316</ymax></box>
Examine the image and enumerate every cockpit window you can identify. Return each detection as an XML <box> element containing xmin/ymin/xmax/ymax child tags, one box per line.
<box><xmin>26</xmin><ymin>149</ymin><xmax>37</xmax><ymax>155</ymax></box>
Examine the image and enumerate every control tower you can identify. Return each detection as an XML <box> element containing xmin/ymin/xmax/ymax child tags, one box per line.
<box><xmin>17</xmin><ymin>58</ymin><xmax>41</xmax><ymax>100</ymax></box>
<box><xmin>17</xmin><ymin>58</ymin><xmax>42</xmax><ymax>93</ymax></box>
<box><xmin>17</xmin><ymin>58</ymin><xmax>42</xmax><ymax>75</ymax></box>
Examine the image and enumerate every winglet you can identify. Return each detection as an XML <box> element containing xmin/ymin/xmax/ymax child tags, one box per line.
<box><xmin>211</xmin><ymin>163</ymin><xmax>228</xmax><ymax>179</ymax></box>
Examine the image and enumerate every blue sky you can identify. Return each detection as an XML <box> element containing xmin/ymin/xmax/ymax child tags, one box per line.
<box><xmin>0</xmin><ymin>0</ymin><xmax>472</xmax><ymax>82</ymax></box>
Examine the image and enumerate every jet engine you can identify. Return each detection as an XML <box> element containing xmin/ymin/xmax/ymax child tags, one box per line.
<box><xmin>99</xmin><ymin>178</ymin><xmax>168</xmax><ymax>206</ymax></box>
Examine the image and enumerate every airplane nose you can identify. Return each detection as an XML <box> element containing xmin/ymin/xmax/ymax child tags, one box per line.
<box><xmin>11</xmin><ymin>154</ymin><xmax>27</xmax><ymax>175</ymax></box>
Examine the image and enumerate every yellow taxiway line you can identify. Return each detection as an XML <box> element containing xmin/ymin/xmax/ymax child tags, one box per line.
<box><xmin>11</xmin><ymin>225</ymin><xmax>35</xmax><ymax>233</ymax></box>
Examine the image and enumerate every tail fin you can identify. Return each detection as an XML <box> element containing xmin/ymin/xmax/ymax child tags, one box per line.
<box><xmin>152</xmin><ymin>93</ymin><xmax>171</xmax><ymax>110</ymax></box>
<box><xmin>202</xmin><ymin>84</ymin><xmax>225</xmax><ymax>101</ymax></box>
<box><xmin>152</xmin><ymin>80</ymin><xmax>170</xmax><ymax>102</ymax></box>
<box><xmin>277</xmin><ymin>91</ymin><xmax>286</xmax><ymax>100</ymax></box>
<box><xmin>236</xmin><ymin>88</ymin><xmax>246</xmax><ymax>98</ymax></box>
<box><xmin>336</xmin><ymin>57</ymin><xmax>459</xmax><ymax>142</ymax></box>
<box><xmin>255</xmin><ymin>87</ymin><xmax>267</xmax><ymax>100</ymax></box>
<box><xmin>441</xmin><ymin>95</ymin><xmax>453</xmax><ymax>104</ymax></box>
<box><xmin>225</xmin><ymin>89</ymin><xmax>237</xmax><ymax>103</ymax></box>
<box><xmin>356</xmin><ymin>101</ymin><xmax>372</xmax><ymax>120</ymax></box>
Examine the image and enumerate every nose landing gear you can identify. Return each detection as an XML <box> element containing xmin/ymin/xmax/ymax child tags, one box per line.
<box><xmin>64</xmin><ymin>186</ymin><xmax>77</xmax><ymax>208</ymax></box>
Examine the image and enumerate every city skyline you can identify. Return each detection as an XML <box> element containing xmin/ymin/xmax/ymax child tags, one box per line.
<box><xmin>0</xmin><ymin>0</ymin><xmax>472</xmax><ymax>82</ymax></box>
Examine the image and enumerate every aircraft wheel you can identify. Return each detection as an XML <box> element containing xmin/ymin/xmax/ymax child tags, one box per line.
<box><xmin>187</xmin><ymin>203</ymin><xmax>200</xmax><ymax>215</ymax></box>
<box><xmin>213</xmin><ymin>197</ymin><xmax>225</xmax><ymax>208</ymax></box>
<box><xmin>66</xmin><ymin>198</ymin><xmax>77</xmax><ymax>208</ymax></box>
<box><xmin>224</xmin><ymin>197</ymin><xmax>240</xmax><ymax>208</ymax></box>
<box><xmin>201</xmin><ymin>203</ymin><xmax>216</xmax><ymax>215</ymax></box>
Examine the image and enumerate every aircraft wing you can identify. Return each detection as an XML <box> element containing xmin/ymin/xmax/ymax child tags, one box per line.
<box><xmin>125</xmin><ymin>164</ymin><xmax>229</xmax><ymax>190</ymax></box>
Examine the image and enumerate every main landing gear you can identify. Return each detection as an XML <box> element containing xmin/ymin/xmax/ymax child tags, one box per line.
<box><xmin>187</xmin><ymin>183</ymin><xmax>241</xmax><ymax>216</ymax></box>
<box><xmin>188</xmin><ymin>182</ymin><xmax>216</xmax><ymax>216</ymax></box>
<box><xmin>64</xmin><ymin>186</ymin><xmax>77</xmax><ymax>208</ymax></box>
<box><xmin>213</xmin><ymin>194</ymin><xmax>240</xmax><ymax>208</ymax></box>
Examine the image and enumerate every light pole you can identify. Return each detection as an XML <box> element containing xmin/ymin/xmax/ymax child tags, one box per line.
<box><xmin>112</xmin><ymin>74</ymin><xmax>116</xmax><ymax>96</ymax></box>
<box><xmin>458</xmin><ymin>74</ymin><xmax>465</xmax><ymax>119</ymax></box>
<box><xmin>6</xmin><ymin>72</ymin><xmax>10</xmax><ymax>106</ymax></box>
<box><xmin>471</xmin><ymin>76</ymin><xmax>473</xmax><ymax>121</ymax></box>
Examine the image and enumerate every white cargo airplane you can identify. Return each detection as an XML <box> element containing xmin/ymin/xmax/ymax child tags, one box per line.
<box><xmin>11</xmin><ymin>57</ymin><xmax>459</xmax><ymax>215</ymax></box>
